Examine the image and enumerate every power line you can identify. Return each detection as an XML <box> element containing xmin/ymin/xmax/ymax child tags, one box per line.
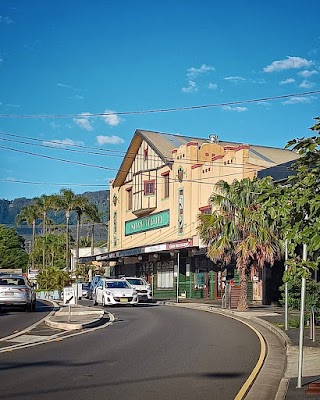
<box><xmin>0</xmin><ymin>144</ymin><xmax>119</xmax><ymax>171</ymax></box>
<box><xmin>0</xmin><ymin>179</ymin><xmax>110</xmax><ymax>188</ymax></box>
<box><xmin>0</xmin><ymin>90</ymin><xmax>318</xmax><ymax>119</ymax></box>
<box><xmin>0</xmin><ymin>130</ymin><xmax>296</xmax><ymax>172</ymax></box>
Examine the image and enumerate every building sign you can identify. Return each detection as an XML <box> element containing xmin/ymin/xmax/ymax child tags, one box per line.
<box><xmin>144</xmin><ymin>244</ymin><xmax>167</xmax><ymax>253</ymax></box>
<box><xmin>125</xmin><ymin>210</ymin><xmax>170</xmax><ymax>235</ymax></box>
<box><xmin>166</xmin><ymin>238</ymin><xmax>193</xmax><ymax>250</ymax></box>
<box><xmin>178</xmin><ymin>188</ymin><xmax>184</xmax><ymax>234</ymax></box>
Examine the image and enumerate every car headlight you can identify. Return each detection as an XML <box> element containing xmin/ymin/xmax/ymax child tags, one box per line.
<box><xmin>105</xmin><ymin>291</ymin><xmax>112</xmax><ymax>296</ymax></box>
<box><xmin>132</xmin><ymin>290</ymin><xmax>137</xmax><ymax>295</ymax></box>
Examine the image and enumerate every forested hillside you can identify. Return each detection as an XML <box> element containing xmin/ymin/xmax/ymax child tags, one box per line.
<box><xmin>0</xmin><ymin>190</ymin><xmax>110</xmax><ymax>243</ymax></box>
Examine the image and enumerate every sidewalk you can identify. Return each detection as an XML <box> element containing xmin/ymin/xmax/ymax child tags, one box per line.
<box><xmin>44</xmin><ymin>300</ymin><xmax>320</xmax><ymax>399</ymax></box>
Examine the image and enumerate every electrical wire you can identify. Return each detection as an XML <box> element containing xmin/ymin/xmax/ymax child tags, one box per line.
<box><xmin>0</xmin><ymin>130</ymin><xmax>295</xmax><ymax>172</ymax></box>
<box><xmin>0</xmin><ymin>90</ymin><xmax>318</xmax><ymax>119</ymax></box>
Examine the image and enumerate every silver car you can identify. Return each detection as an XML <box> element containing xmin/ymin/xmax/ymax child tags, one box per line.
<box><xmin>0</xmin><ymin>274</ymin><xmax>36</xmax><ymax>311</ymax></box>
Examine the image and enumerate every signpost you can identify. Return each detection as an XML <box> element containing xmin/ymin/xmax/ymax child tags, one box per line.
<box><xmin>63</xmin><ymin>286</ymin><xmax>76</xmax><ymax>322</ymax></box>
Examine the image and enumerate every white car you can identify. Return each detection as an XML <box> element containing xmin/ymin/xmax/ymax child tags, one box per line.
<box><xmin>93</xmin><ymin>278</ymin><xmax>138</xmax><ymax>306</ymax></box>
<box><xmin>121</xmin><ymin>277</ymin><xmax>152</xmax><ymax>302</ymax></box>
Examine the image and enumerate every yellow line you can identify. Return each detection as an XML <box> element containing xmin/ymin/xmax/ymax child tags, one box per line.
<box><xmin>234</xmin><ymin>319</ymin><xmax>266</xmax><ymax>400</ymax></box>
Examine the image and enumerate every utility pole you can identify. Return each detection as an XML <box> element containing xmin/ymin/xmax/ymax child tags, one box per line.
<box><xmin>297</xmin><ymin>243</ymin><xmax>307</xmax><ymax>388</ymax></box>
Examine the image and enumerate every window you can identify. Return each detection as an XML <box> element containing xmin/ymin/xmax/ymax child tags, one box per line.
<box><xmin>163</xmin><ymin>173</ymin><xmax>169</xmax><ymax>198</ymax></box>
<box><xmin>144</xmin><ymin>147</ymin><xmax>148</xmax><ymax>161</ymax></box>
<box><xmin>144</xmin><ymin>180</ymin><xmax>155</xmax><ymax>195</ymax></box>
<box><xmin>127</xmin><ymin>187</ymin><xmax>132</xmax><ymax>210</ymax></box>
<box><xmin>199</xmin><ymin>205</ymin><xmax>212</xmax><ymax>215</ymax></box>
<box><xmin>157</xmin><ymin>270</ymin><xmax>173</xmax><ymax>289</ymax></box>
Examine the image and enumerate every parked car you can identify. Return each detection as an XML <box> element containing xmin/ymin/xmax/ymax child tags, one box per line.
<box><xmin>0</xmin><ymin>274</ymin><xmax>36</xmax><ymax>311</ymax></box>
<box><xmin>81</xmin><ymin>282</ymin><xmax>91</xmax><ymax>299</ymax></box>
<box><xmin>121</xmin><ymin>277</ymin><xmax>152</xmax><ymax>302</ymax></box>
<box><xmin>93</xmin><ymin>278</ymin><xmax>138</xmax><ymax>306</ymax></box>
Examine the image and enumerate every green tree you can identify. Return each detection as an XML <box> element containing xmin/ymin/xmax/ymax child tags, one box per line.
<box><xmin>261</xmin><ymin>117</ymin><xmax>320</xmax><ymax>279</ymax></box>
<box><xmin>197</xmin><ymin>177</ymin><xmax>282</xmax><ymax>311</ymax></box>
<box><xmin>31</xmin><ymin>234</ymin><xmax>65</xmax><ymax>269</ymax></box>
<box><xmin>54</xmin><ymin>188</ymin><xmax>100</xmax><ymax>271</ymax></box>
<box><xmin>0</xmin><ymin>225</ymin><xmax>29</xmax><ymax>271</ymax></box>
<box><xmin>16</xmin><ymin>203</ymin><xmax>40</xmax><ymax>267</ymax></box>
<box><xmin>73</xmin><ymin>196</ymin><xmax>100</xmax><ymax>262</ymax></box>
<box><xmin>36</xmin><ymin>267</ymin><xmax>70</xmax><ymax>290</ymax></box>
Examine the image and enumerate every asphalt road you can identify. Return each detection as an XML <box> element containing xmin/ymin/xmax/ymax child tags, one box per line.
<box><xmin>0</xmin><ymin>300</ymin><xmax>53</xmax><ymax>339</ymax></box>
<box><xmin>0</xmin><ymin>303</ymin><xmax>261</xmax><ymax>400</ymax></box>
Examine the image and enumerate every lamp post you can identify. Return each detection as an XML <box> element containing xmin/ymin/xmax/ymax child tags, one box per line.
<box><xmin>297</xmin><ymin>243</ymin><xmax>307</xmax><ymax>389</ymax></box>
<box><xmin>285</xmin><ymin>239</ymin><xmax>288</xmax><ymax>331</ymax></box>
<box><xmin>176</xmin><ymin>251</ymin><xmax>180</xmax><ymax>303</ymax></box>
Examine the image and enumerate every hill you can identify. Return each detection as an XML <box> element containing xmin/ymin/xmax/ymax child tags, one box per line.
<box><xmin>0</xmin><ymin>190</ymin><xmax>110</xmax><ymax>245</ymax></box>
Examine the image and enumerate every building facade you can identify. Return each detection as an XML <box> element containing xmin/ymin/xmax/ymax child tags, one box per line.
<box><xmin>99</xmin><ymin>129</ymin><xmax>300</xmax><ymax>303</ymax></box>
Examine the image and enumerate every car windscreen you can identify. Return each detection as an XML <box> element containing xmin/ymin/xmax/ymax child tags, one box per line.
<box><xmin>105</xmin><ymin>281</ymin><xmax>129</xmax><ymax>289</ymax></box>
<box><xmin>127</xmin><ymin>278</ymin><xmax>144</xmax><ymax>285</ymax></box>
<box><xmin>0</xmin><ymin>277</ymin><xmax>26</xmax><ymax>286</ymax></box>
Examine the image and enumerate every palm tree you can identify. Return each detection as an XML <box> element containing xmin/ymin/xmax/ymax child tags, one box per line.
<box><xmin>54</xmin><ymin>189</ymin><xmax>77</xmax><ymax>271</ymax></box>
<box><xmin>33</xmin><ymin>195</ymin><xmax>55</xmax><ymax>269</ymax></box>
<box><xmin>197</xmin><ymin>177</ymin><xmax>282</xmax><ymax>311</ymax></box>
<box><xmin>16</xmin><ymin>204</ymin><xmax>40</xmax><ymax>267</ymax></box>
<box><xmin>73</xmin><ymin>197</ymin><xmax>100</xmax><ymax>262</ymax></box>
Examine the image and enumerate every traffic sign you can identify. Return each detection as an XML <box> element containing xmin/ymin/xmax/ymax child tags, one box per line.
<box><xmin>63</xmin><ymin>286</ymin><xmax>76</xmax><ymax>305</ymax></box>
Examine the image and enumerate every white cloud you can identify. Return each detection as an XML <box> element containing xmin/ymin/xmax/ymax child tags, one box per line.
<box><xmin>264</xmin><ymin>56</ymin><xmax>313</xmax><ymax>72</ymax></box>
<box><xmin>222</xmin><ymin>105</ymin><xmax>248</xmax><ymax>112</ymax></box>
<box><xmin>57</xmin><ymin>83</ymin><xmax>73</xmax><ymax>89</ymax></box>
<box><xmin>282</xmin><ymin>96</ymin><xmax>315</xmax><ymax>105</ymax></box>
<box><xmin>73</xmin><ymin>113</ymin><xmax>93</xmax><ymax>131</ymax></box>
<box><xmin>187</xmin><ymin>64</ymin><xmax>215</xmax><ymax>79</ymax></box>
<box><xmin>43</xmin><ymin>138</ymin><xmax>84</xmax><ymax>148</ymax></box>
<box><xmin>224</xmin><ymin>76</ymin><xmax>246</xmax><ymax>81</ymax></box>
<box><xmin>208</xmin><ymin>83</ymin><xmax>218</xmax><ymax>90</ymax></box>
<box><xmin>299</xmin><ymin>80</ymin><xmax>315</xmax><ymax>89</ymax></box>
<box><xmin>279</xmin><ymin>78</ymin><xmax>295</xmax><ymax>85</ymax></box>
<box><xmin>0</xmin><ymin>16</ymin><xmax>14</xmax><ymax>24</ymax></box>
<box><xmin>298</xmin><ymin>69</ymin><xmax>319</xmax><ymax>78</ymax></box>
<box><xmin>96</xmin><ymin>135</ymin><xmax>124</xmax><ymax>145</ymax></box>
<box><xmin>182</xmin><ymin>80</ymin><xmax>198</xmax><ymax>93</ymax></box>
<box><xmin>102</xmin><ymin>110</ymin><xmax>121</xmax><ymax>126</ymax></box>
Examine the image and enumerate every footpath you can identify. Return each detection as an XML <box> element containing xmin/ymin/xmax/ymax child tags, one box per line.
<box><xmin>45</xmin><ymin>300</ymin><xmax>320</xmax><ymax>400</ymax></box>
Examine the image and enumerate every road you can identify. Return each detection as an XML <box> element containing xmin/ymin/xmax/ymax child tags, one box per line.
<box><xmin>0</xmin><ymin>300</ymin><xmax>53</xmax><ymax>339</ymax></box>
<box><xmin>0</xmin><ymin>303</ymin><xmax>261</xmax><ymax>400</ymax></box>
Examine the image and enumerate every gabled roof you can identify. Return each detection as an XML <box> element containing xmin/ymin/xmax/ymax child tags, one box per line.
<box><xmin>257</xmin><ymin>160</ymin><xmax>298</xmax><ymax>183</ymax></box>
<box><xmin>113</xmin><ymin>129</ymin><xmax>300</xmax><ymax>187</ymax></box>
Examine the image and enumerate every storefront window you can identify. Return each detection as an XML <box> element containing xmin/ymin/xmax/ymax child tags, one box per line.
<box><xmin>157</xmin><ymin>270</ymin><xmax>173</xmax><ymax>289</ymax></box>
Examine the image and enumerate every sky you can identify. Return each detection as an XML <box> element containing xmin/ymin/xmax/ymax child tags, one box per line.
<box><xmin>0</xmin><ymin>0</ymin><xmax>319</xmax><ymax>201</ymax></box>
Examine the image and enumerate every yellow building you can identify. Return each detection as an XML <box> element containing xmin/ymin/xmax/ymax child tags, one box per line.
<box><xmin>100</xmin><ymin>129</ymin><xmax>299</xmax><ymax>301</ymax></box>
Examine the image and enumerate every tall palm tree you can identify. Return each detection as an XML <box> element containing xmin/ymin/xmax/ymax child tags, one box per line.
<box><xmin>55</xmin><ymin>189</ymin><xmax>77</xmax><ymax>271</ymax></box>
<box><xmin>16</xmin><ymin>203</ymin><xmax>40</xmax><ymax>267</ymax></box>
<box><xmin>53</xmin><ymin>188</ymin><xmax>101</xmax><ymax>271</ymax></box>
<box><xmin>33</xmin><ymin>195</ymin><xmax>55</xmax><ymax>236</ymax></box>
<box><xmin>197</xmin><ymin>177</ymin><xmax>282</xmax><ymax>311</ymax></box>
<box><xmin>73</xmin><ymin>197</ymin><xmax>100</xmax><ymax>262</ymax></box>
<box><xmin>33</xmin><ymin>195</ymin><xmax>55</xmax><ymax>269</ymax></box>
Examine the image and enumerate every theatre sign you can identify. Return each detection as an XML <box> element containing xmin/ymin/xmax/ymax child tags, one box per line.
<box><xmin>125</xmin><ymin>210</ymin><xmax>170</xmax><ymax>236</ymax></box>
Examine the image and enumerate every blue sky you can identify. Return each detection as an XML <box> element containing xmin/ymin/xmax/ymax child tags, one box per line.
<box><xmin>0</xmin><ymin>0</ymin><xmax>319</xmax><ymax>200</ymax></box>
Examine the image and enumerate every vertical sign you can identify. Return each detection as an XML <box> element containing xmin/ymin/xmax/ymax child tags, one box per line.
<box><xmin>178</xmin><ymin>188</ymin><xmax>184</xmax><ymax>234</ymax></box>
